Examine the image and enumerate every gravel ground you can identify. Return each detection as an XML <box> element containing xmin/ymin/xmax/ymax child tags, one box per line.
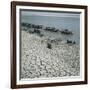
<box><xmin>20</xmin><ymin>30</ymin><xmax>80</xmax><ymax>79</ymax></box>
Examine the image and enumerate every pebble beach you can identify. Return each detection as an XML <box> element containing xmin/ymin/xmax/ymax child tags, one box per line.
<box><xmin>20</xmin><ymin>28</ymin><xmax>80</xmax><ymax>79</ymax></box>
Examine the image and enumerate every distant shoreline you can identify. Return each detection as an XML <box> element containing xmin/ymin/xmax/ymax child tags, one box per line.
<box><xmin>21</xmin><ymin>22</ymin><xmax>79</xmax><ymax>45</ymax></box>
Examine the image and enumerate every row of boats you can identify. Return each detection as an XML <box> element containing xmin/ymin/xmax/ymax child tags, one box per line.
<box><xmin>21</xmin><ymin>22</ymin><xmax>73</xmax><ymax>35</ymax></box>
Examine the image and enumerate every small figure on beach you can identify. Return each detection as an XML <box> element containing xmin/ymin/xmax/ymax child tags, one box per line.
<box><xmin>67</xmin><ymin>40</ymin><xmax>76</xmax><ymax>44</ymax></box>
<box><xmin>47</xmin><ymin>43</ymin><xmax>52</xmax><ymax>49</ymax></box>
<box><xmin>60</xmin><ymin>29</ymin><xmax>73</xmax><ymax>35</ymax></box>
<box><xmin>73</xmin><ymin>41</ymin><xmax>76</xmax><ymax>44</ymax></box>
<box><xmin>67</xmin><ymin>40</ymin><xmax>72</xmax><ymax>44</ymax></box>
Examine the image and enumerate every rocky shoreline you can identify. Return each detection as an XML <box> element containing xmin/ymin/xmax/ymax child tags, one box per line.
<box><xmin>20</xmin><ymin>29</ymin><xmax>80</xmax><ymax>79</ymax></box>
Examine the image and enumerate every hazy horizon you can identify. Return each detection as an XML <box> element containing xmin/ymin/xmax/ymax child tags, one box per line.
<box><xmin>21</xmin><ymin>10</ymin><xmax>80</xmax><ymax>18</ymax></box>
